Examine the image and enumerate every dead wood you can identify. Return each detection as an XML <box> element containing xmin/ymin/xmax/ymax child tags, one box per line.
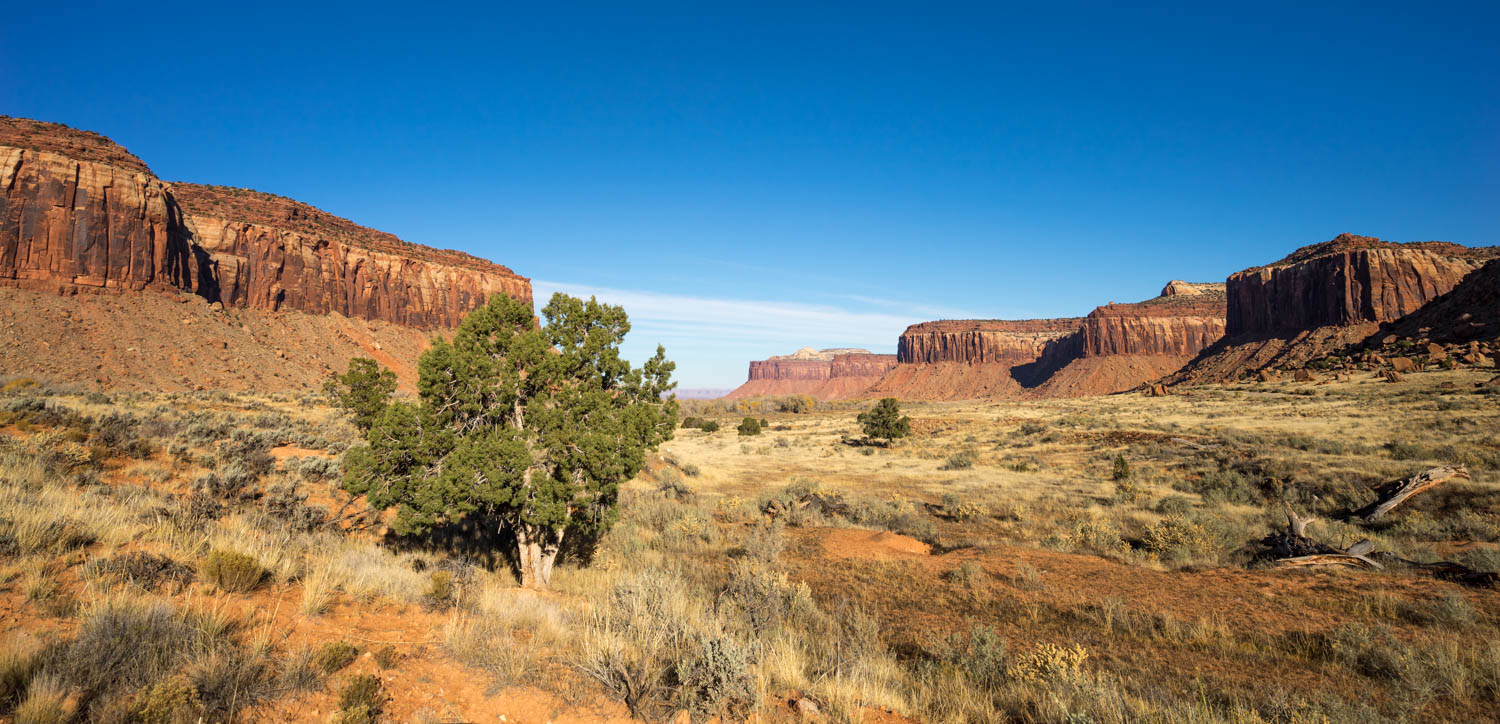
<box><xmin>1352</xmin><ymin>465</ymin><xmax>1469</xmax><ymax>522</ymax></box>
<box><xmin>1276</xmin><ymin>554</ymin><xmax>1383</xmax><ymax>570</ymax></box>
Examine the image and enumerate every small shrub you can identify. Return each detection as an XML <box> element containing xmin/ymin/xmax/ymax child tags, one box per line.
<box><xmin>336</xmin><ymin>674</ymin><xmax>384</xmax><ymax>723</ymax></box>
<box><xmin>932</xmin><ymin>623</ymin><xmax>1008</xmax><ymax>689</ymax></box>
<box><xmin>1006</xmin><ymin>642</ymin><xmax>1089</xmax><ymax>684</ymax></box>
<box><xmin>1111</xmin><ymin>454</ymin><xmax>1131</xmax><ymax>481</ymax></box>
<box><xmin>374</xmin><ymin>645</ymin><xmax>400</xmax><ymax>670</ymax></box>
<box><xmin>944</xmin><ymin>561</ymin><xmax>986</xmax><ymax>588</ymax></box>
<box><xmin>940</xmin><ymin>450</ymin><xmax>976</xmax><ymax>471</ymax></box>
<box><xmin>315</xmin><ymin>641</ymin><xmax>360</xmax><ymax>674</ymax></box>
<box><xmin>426</xmin><ymin>571</ymin><xmax>456</xmax><ymax>609</ymax></box>
<box><xmin>200</xmin><ymin>550</ymin><xmax>265</xmax><ymax>593</ymax></box>
<box><xmin>736</xmin><ymin>417</ymin><xmax>762</xmax><ymax>436</ymax></box>
<box><xmin>133</xmin><ymin>676</ymin><xmax>202</xmax><ymax>724</ymax></box>
<box><xmin>1142</xmin><ymin>516</ymin><xmax>1211</xmax><ymax>561</ymax></box>
<box><xmin>0</xmin><ymin>638</ymin><xmax>41</xmax><ymax>709</ymax></box>
<box><xmin>13</xmin><ymin>675</ymin><xmax>71</xmax><ymax>724</ymax></box>
<box><xmin>1155</xmin><ymin>495</ymin><xmax>1193</xmax><ymax>517</ymax></box>
<box><xmin>85</xmin><ymin>552</ymin><xmax>195</xmax><ymax>592</ymax></box>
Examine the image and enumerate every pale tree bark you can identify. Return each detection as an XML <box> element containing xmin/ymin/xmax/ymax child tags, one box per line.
<box><xmin>516</xmin><ymin>523</ymin><xmax>566</xmax><ymax>590</ymax></box>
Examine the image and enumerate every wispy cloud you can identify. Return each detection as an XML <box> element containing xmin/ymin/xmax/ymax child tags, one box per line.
<box><xmin>531</xmin><ymin>280</ymin><xmax>920</xmax><ymax>352</ymax></box>
<box><xmin>833</xmin><ymin>293</ymin><xmax>984</xmax><ymax>320</ymax></box>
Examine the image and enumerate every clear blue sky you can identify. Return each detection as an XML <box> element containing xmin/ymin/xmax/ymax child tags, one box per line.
<box><xmin>4</xmin><ymin>2</ymin><xmax>1496</xmax><ymax>388</ymax></box>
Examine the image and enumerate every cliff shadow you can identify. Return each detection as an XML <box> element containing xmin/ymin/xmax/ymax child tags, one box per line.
<box><xmin>1008</xmin><ymin>332</ymin><xmax>1085</xmax><ymax>388</ymax></box>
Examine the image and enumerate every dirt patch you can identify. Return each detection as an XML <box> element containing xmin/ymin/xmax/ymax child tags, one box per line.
<box><xmin>809</xmin><ymin>528</ymin><xmax>932</xmax><ymax>560</ymax></box>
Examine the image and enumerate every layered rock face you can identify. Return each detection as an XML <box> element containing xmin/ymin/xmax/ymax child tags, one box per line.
<box><xmin>173</xmin><ymin>184</ymin><xmax>529</xmax><ymax>328</ymax></box>
<box><xmin>1227</xmin><ymin>234</ymin><xmax>1491</xmax><ymax>337</ymax></box>
<box><xmin>873</xmin><ymin>284</ymin><xmax>1229</xmax><ymax>400</ymax></box>
<box><xmin>1081</xmin><ymin>289</ymin><xmax>1227</xmax><ymax>357</ymax></box>
<box><xmin>0</xmin><ymin>117</ymin><xmax>530</xmax><ymax>330</ymax></box>
<box><xmin>1167</xmin><ymin>235</ymin><xmax>1499</xmax><ymax>385</ymax></box>
<box><xmin>896</xmin><ymin>319</ymin><xmax>1081</xmax><ymax>364</ymax></box>
<box><xmin>0</xmin><ymin>145</ymin><xmax>199</xmax><ymax>295</ymax></box>
<box><xmin>727</xmin><ymin>348</ymin><xmax>897</xmax><ymax>400</ymax></box>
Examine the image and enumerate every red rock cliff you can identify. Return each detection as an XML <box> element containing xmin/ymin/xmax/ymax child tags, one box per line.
<box><xmin>1166</xmin><ymin>235</ymin><xmax>1499</xmax><ymax>385</ymax></box>
<box><xmin>727</xmin><ymin>348</ymin><xmax>895</xmax><ymax>400</ymax></box>
<box><xmin>830</xmin><ymin>352</ymin><xmax>898</xmax><ymax>378</ymax></box>
<box><xmin>172</xmin><ymin>184</ymin><xmax>530</xmax><ymax>328</ymax></box>
<box><xmin>1227</xmin><ymin>234</ymin><xmax>1494</xmax><ymax>337</ymax></box>
<box><xmin>0</xmin><ymin>117</ymin><xmax>531</xmax><ymax>328</ymax></box>
<box><xmin>896</xmin><ymin>319</ymin><xmax>1083</xmax><ymax>364</ymax></box>
<box><xmin>1082</xmin><ymin>286</ymin><xmax>1226</xmax><ymax>357</ymax></box>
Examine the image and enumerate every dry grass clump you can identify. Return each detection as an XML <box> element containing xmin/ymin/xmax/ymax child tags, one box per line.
<box><xmin>313</xmin><ymin>641</ymin><xmax>359</xmax><ymax>674</ymax></box>
<box><xmin>199</xmin><ymin>550</ymin><xmax>265</xmax><ymax>593</ymax></box>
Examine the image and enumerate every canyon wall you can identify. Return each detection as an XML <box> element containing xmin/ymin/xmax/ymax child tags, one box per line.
<box><xmin>0</xmin><ymin>117</ymin><xmax>530</xmax><ymax>330</ymax></box>
<box><xmin>872</xmin><ymin>282</ymin><xmax>1229</xmax><ymax>400</ymax></box>
<box><xmin>1227</xmin><ymin>234</ymin><xmax>1490</xmax><ymax>337</ymax></box>
<box><xmin>173</xmin><ymin>184</ymin><xmax>530</xmax><ymax>328</ymax></box>
<box><xmin>1167</xmin><ymin>235</ymin><xmax>1499</xmax><ymax>385</ymax></box>
<box><xmin>727</xmin><ymin>348</ymin><xmax>897</xmax><ymax>400</ymax></box>
<box><xmin>0</xmin><ymin>116</ymin><xmax>534</xmax><ymax>391</ymax></box>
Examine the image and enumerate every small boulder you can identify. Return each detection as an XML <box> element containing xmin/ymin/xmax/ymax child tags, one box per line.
<box><xmin>1382</xmin><ymin>370</ymin><xmax>1405</xmax><ymax>383</ymax></box>
<box><xmin>1427</xmin><ymin>343</ymin><xmax>1448</xmax><ymax>361</ymax></box>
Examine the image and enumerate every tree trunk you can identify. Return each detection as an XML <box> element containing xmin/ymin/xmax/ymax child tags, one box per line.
<box><xmin>1352</xmin><ymin>465</ymin><xmax>1469</xmax><ymax>522</ymax></box>
<box><xmin>516</xmin><ymin>524</ymin><xmax>565</xmax><ymax>590</ymax></box>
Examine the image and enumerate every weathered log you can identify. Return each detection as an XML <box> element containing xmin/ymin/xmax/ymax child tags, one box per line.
<box><xmin>1352</xmin><ymin>465</ymin><xmax>1470</xmax><ymax>522</ymax></box>
<box><xmin>1284</xmin><ymin>500</ymin><xmax>1313</xmax><ymax>538</ymax></box>
<box><xmin>1276</xmin><ymin>554</ymin><xmax>1384</xmax><ymax>570</ymax></box>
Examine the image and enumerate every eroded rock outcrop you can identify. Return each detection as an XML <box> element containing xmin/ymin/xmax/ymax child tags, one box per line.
<box><xmin>872</xmin><ymin>284</ymin><xmax>1228</xmax><ymax>400</ymax></box>
<box><xmin>727</xmin><ymin>348</ymin><xmax>897</xmax><ymax>400</ymax></box>
<box><xmin>1227</xmin><ymin>234</ymin><xmax>1491</xmax><ymax>337</ymax></box>
<box><xmin>0</xmin><ymin>117</ymin><xmax>530</xmax><ymax>329</ymax></box>
<box><xmin>173</xmin><ymin>184</ymin><xmax>529</xmax><ymax>328</ymax></box>
<box><xmin>1167</xmin><ymin>235</ymin><xmax>1498</xmax><ymax>385</ymax></box>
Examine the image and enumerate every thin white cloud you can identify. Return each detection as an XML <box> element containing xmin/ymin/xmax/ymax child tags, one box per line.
<box><xmin>835</xmin><ymin>293</ymin><xmax>985</xmax><ymax>320</ymax></box>
<box><xmin>531</xmin><ymin>280</ymin><xmax>918</xmax><ymax>353</ymax></box>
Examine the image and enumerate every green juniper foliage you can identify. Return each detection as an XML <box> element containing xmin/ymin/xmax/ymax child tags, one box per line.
<box><xmin>858</xmin><ymin>397</ymin><xmax>911</xmax><ymax>445</ymax></box>
<box><xmin>324</xmin><ymin>358</ymin><xmax>397</xmax><ymax>433</ymax></box>
<box><xmin>338</xmin><ymin>293</ymin><xmax>678</xmax><ymax>589</ymax></box>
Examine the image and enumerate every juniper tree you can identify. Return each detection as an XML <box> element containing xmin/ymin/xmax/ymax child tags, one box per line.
<box><xmin>338</xmin><ymin>292</ymin><xmax>677</xmax><ymax>589</ymax></box>
<box><xmin>857</xmin><ymin>397</ymin><xmax>910</xmax><ymax>446</ymax></box>
<box><xmin>324</xmin><ymin>357</ymin><xmax>397</xmax><ymax>433</ymax></box>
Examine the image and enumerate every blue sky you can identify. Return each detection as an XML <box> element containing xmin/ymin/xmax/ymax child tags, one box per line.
<box><xmin>4</xmin><ymin>2</ymin><xmax>1496</xmax><ymax>388</ymax></box>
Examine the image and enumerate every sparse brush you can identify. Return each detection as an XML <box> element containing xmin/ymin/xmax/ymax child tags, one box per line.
<box><xmin>0</xmin><ymin>636</ymin><xmax>41</xmax><ymax>709</ymax></box>
<box><xmin>336</xmin><ymin>674</ymin><xmax>385</xmax><ymax>723</ymax></box>
<box><xmin>374</xmin><ymin>645</ymin><xmax>399</xmax><ymax>670</ymax></box>
<box><xmin>13</xmin><ymin>675</ymin><xmax>72</xmax><ymax>724</ymax></box>
<box><xmin>943</xmin><ymin>561</ymin><xmax>986</xmax><ymax>588</ymax></box>
<box><xmin>314</xmin><ymin>641</ymin><xmax>359</xmax><ymax>674</ymax></box>
<box><xmin>200</xmin><ymin>549</ymin><xmax>265</xmax><ymax>593</ymax></box>
<box><xmin>84</xmin><ymin>552</ymin><xmax>195</xmax><ymax>592</ymax></box>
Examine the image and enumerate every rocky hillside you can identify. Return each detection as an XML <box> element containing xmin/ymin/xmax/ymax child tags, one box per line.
<box><xmin>0</xmin><ymin>117</ymin><xmax>532</xmax><ymax>389</ymax></box>
<box><xmin>869</xmin><ymin>281</ymin><xmax>1227</xmax><ymax>400</ymax></box>
<box><xmin>725</xmin><ymin>348</ymin><xmax>898</xmax><ymax>400</ymax></box>
<box><xmin>172</xmin><ymin>184</ymin><xmax>529</xmax><ymax>328</ymax></box>
<box><xmin>1166</xmin><ymin>235</ymin><xmax>1498</xmax><ymax>385</ymax></box>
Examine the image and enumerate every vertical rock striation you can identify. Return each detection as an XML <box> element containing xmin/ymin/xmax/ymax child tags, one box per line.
<box><xmin>727</xmin><ymin>348</ymin><xmax>897</xmax><ymax>400</ymax></box>
<box><xmin>0</xmin><ymin>117</ymin><xmax>531</xmax><ymax>330</ymax></box>
<box><xmin>1166</xmin><ymin>235</ymin><xmax>1499</xmax><ymax>385</ymax></box>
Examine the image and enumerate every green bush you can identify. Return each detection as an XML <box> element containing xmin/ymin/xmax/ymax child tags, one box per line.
<box><xmin>314</xmin><ymin>641</ymin><xmax>360</xmax><ymax>674</ymax></box>
<box><xmin>1111</xmin><ymin>454</ymin><xmax>1131</xmax><ymax>481</ymax></box>
<box><xmin>374</xmin><ymin>645</ymin><xmax>400</xmax><ymax>670</ymax></box>
<box><xmin>736</xmin><ymin>417</ymin><xmax>762</xmax><ymax>436</ymax></box>
<box><xmin>199</xmin><ymin>550</ymin><xmax>265</xmax><ymax>593</ymax></box>
<box><xmin>336</xmin><ymin>674</ymin><xmax>384</xmax><ymax>723</ymax></box>
<box><xmin>940</xmin><ymin>450</ymin><xmax>975</xmax><ymax>471</ymax></box>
